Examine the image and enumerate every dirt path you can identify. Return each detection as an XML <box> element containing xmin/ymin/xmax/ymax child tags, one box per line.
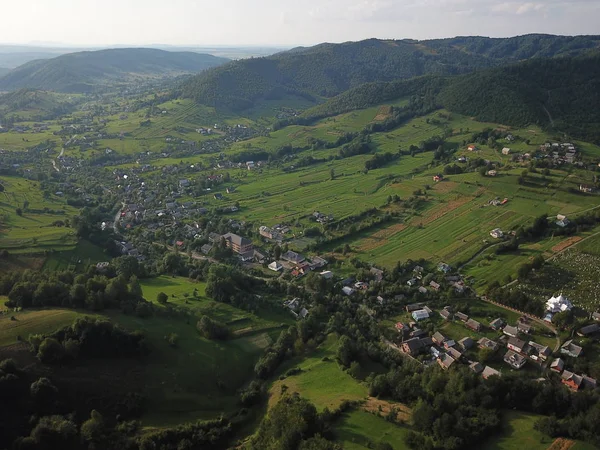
<box><xmin>547</xmin><ymin>437</ymin><xmax>575</xmax><ymax>450</ymax></box>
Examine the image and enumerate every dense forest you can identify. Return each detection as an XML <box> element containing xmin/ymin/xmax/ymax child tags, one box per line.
<box><xmin>180</xmin><ymin>34</ymin><xmax>600</xmax><ymax>113</ymax></box>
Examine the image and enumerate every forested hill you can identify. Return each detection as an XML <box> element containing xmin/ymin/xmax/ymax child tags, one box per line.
<box><xmin>180</xmin><ymin>34</ymin><xmax>600</xmax><ymax>112</ymax></box>
<box><xmin>0</xmin><ymin>48</ymin><xmax>229</xmax><ymax>93</ymax></box>
<box><xmin>290</xmin><ymin>52</ymin><xmax>600</xmax><ymax>144</ymax></box>
<box><xmin>438</xmin><ymin>52</ymin><xmax>600</xmax><ymax>143</ymax></box>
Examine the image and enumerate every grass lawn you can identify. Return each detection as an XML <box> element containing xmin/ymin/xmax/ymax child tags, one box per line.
<box><xmin>481</xmin><ymin>411</ymin><xmax>553</xmax><ymax>450</ymax></box>
<box><xmin>0</xmin><ymin>309</ymin><xmax>94</xmax><ymax>347</ymax></box>
<box><xmin>334</xmin><ymin>410</ymin><xmax>411</xmax><ymax>450</ymax></box>
<box><xmin>109</xmin><ymin>312</ymin><xmax>272</xmax><ymax>426</ymax></box>
<box><xmin>140</xmin><ymin>275</ymin><xmax>293</xmax><ymax>333</ymax></box>
<box><xmin>42</xmin><ymin>239</ymin><xmax>109</xmax><ymax>271</ymax></box>
<box><xmin>269</xmin><ymin>334</ymin><xmax>369</xmax><ymax>412</ymax></box>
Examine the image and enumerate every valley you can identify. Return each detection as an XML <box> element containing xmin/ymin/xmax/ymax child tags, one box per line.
<box><xmin>1</xmin><ymin>35</ymin><xmax>600</xmax><ymax>450</ymax></box>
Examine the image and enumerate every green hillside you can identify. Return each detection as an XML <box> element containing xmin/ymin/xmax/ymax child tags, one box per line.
<box><xmin>438</xmin><ymin>52</ymin><xmax>600</xmax><ymax>143</ymax></box>
<box><xmin>180</xmin><ymin>35</ymin><xmax>600</xmax><ymax>113</ymax></box>
<box><xmin>0</xmin><ymin>48</ymin><xmax>229</xmax><ymax>93</ymax></box>
<box><xmin>0</xmin><ymin>88</ymin><xmax>76</xmax><ymax>119</ymax></box>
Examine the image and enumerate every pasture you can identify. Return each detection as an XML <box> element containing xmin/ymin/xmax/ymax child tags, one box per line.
<box><xmin>481</xmin><ymin>411</ymin><xmax>552</xmax><ymax>450</ymax></box>
<box><xmin>140</xmin><ymin>275</ymin><xmax>292</xmax><ymax>334</ymax></box>
<box><xmin>0</xmin><ymin>309</ymin><xmax>94</xmax><ymax>347</ymax></box>
<box><xmin>0</xmin><ymin>175</ymin><xmax>78</xmax><ymax>254</ymax></box>
<box><xmin>42</xmin><ymin>239</ymin><xmax>108</xmax><ymax>271</ymax></box>
<box><xmin>334</xmin><ymin>410</ymin><xmax>411</xmax><ymax>450</ymax></box>
<box><xmin>269</xmin><ymin>334</ymin><xmax>369</xmax><ymax>411</ymax></box>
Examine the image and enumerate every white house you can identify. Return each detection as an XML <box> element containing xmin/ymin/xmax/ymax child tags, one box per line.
<box><xmin>412</xmin><ymin>309</ymin><xmax>430</xmax><ymax>321</ymax></box>
<box><xmin>556</xmin><ymin>215</ymin><xmax>570</xmax><ymax>228</ymax></box>
<box><xmin>490</xmin><ymin>228</ymin><xmax>504</xmax><ymax>239</ymax></box>
<box><xmin>268</xmin><ymin>261</ymin><xmax>284</xmax><ymax>272</ymax></box>
<box><xmin>342</xmin><ymin>286</ymin><xmax>355</xmax><ymax>296</ymax></box>
<box><xmin>320</xmin><ymin>271</ymin><xmax>333</xmax><ymax>279</ymax></box>
<box><xmin>502</xmin><ymin>147</ymin><xmax>511</xmax><ymax>155</ymax></box>
<box><xmin>546</xmin><ymin>294</ymin><xmax>573</xmax><ymax>313</ymax></box>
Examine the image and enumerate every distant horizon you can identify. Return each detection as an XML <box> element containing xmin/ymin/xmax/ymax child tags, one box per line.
<box><xmin>1</xmin><ymin>31</ymin><xmax>598</xmax><ymax>52</ymax></box>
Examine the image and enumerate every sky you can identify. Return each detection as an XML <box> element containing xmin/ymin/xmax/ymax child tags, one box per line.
<box><xmin>1</xmin><ymin>0</ymin><xmax>599</xmax><ymax>47</ymax></box>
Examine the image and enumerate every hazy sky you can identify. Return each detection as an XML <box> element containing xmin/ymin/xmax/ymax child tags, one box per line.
<box><xmin>1</xmin><ymin>0</ymin><xmax>599</xmax><ymax>47</ymax></box>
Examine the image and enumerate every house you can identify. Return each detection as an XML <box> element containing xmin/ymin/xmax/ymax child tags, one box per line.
<box><xmin>592</xmin><ymin>312</ymin><xmax>600</xmax><ymax>321</ymax></box>
<box><xmin>413</xmin><ymin>265</ymin><xmax>424</xmax><ymax>274</ymax></box>
<box><xmin>507</xmin><ymin>337</ymin><xmax>527</xmax><ymax>354</ymax></box>
<box><xmin>433</xmin><ymin>174</ymin><xmax>443</xmax><ymax>182</ymax></box>
<box><xmin>578</xmin><ymin>323</ymin><xmax>600</xmax><ymax>337</ymax></box>
<box><xmin>370</xmin><ymin>267</ymin><xmax>384</xmax><ymax>282</ymax></box>
<box><xmin>438</xmin><ymin>262</ymin><xmax>451</xmax><ymax>273</ymax></box>
<box><xmin>406</xmin><ymin>303</ymin><xmax>426</xmax><ymax>312</ymax></box>
<box><xmin>443</xmin><ymin>339</ymin><xmax>456</xmax><ymax>349</ymax></box>
<box><xmin>486</xmin><ymin>170</ymin><xmax>497</xmax><ymax>177</ymax></box>
<box><xmin>96</xmin><ymin>262</ymin><xmax>110</xmax><ymax>271</ymax></box>
<box><xmin>456</xmin><ymin>312</ymin><xmax>469</xmax><ymax>322</ymax></box>
<box><xmin>407</xmin><ymin>278</ymin><xmax>418</xmax><ymax>287</ymax></box>
<box><xmin>226</xmin><ymin>187</ymin><xmax>236</xmax><ymax>194</ymax></box>
<box><xmin>582</xmin><ymin>375</ymin><xmax>597</xmax><ymax>390</ymax></box>
<box><xmin>556</xmin><ymin>215</ymin><xmax>570</xmax><ymax>228</ymax></box>
<box><xmin>429</xmin><ymin>281</ymin><xmax>441</xmax><ymax>291</ymax></box>
<box><xmin>546</xmin><ymin>294</ymin><xmax>572</xmax><ymax>313</ymax></box>
<box><xmin>214</xmin><ymin>193</ymin><xmax>223</xmax><ymax>200</ymax></box>
<box><xmin>517</xmin><ymin>322</ymin><xmax>532</xmax><ymax>334</ymax></box>
<box><xmin>489</xmin><ymin>318</ymin><xmax>505</xmax><ymax>330</ymax></box>
<box><xmin>561</xmin><ymin>371</ymin><xmax>583</xmax><ymax>391</ymax></box>
<box><xmin>459</xmin><ymin>337</ymin><xmax>475</xmax><ymax>350</ymax></box>
<box><xmin>411</xmin><ymin>329</ymin><xmax>427</xmax><ymax>339</ymax></box>
<box><xmin>179</xmin><ymin>179</ymin><xmax>190</xmax><ymax>188</ymax></box>
<box><xmin>447</xmin><ymin>347</ymin><xmax>462</xmax><ymax>361</ymax></box>
<box><xmin>259</xmin><ymin>226</ymin><xmax>274</xmax><ymax>240</ymax></box>
<box><xmin>253</xmin><ymin>250</ymin><xmax>266</xmax><ymax>263</ymax></box>
<box><xmin>342</xmin><ymin>286</ymin><xmax>355</xmax><ymax>296</ymax></box>
<box><xmin>201</xmin><ymin>244</ymin><xmax>213</xmax><ymax>255</ymax></box>
<box><xmin>268</xmin><ymin>261</ymin><xmax>284</xmax><ymax>272</ymax></box>
<box><xmin>418</xmin><ymin>286</ymin><xmax>428</xmax><ymax>294</ymax></box>
<box><xmin>284</xmin><ymin>298</ymin><xmax>300</xmax><ymax>311</ymax></box>
<box><xmin>490</xmin><ymin>228</ymin><xmax>504</xmax><ymax>239</ymax></box>
<box><xmin>432</xmin><ymin>332</ymin><xmax>447</xmax><ymax>345</ymax></box>
<box><xmin>395</xmin><ymin>322</ymin><xmax>409</xmax><ymax>334</ymax></box>
<box><xmin>320</xmin><ymin>270</ymin><xmax>333</xmax><ymax>279</ymax></box>
<box><xmin>437</xmin><ymin>354</ymin><xmax>456</xmax><ymax>370</ymax></box>
<box><xmin>504</xmin><ymin>350</ymin><xmax>527</xmax><ymax>369</ymax></box>
<box><xmin>502</xmin><ymin>147</ymin><xmax>511</xmax><ymax>155</ymax></box>
<box><xmin>467</xmin><ymin>144</ymin><xmax>477</xmax><ymax>151</ymax></box>
<box><xmin>281</xmin><ymin>251</ymin><xmax>305</xmax><ymax>264</ymax></box>
<box><xmin>561</xmin><ymin>340</ymin><xmax>583</xmax><ymax>358</ymax></box>
<box><xmin>440</xmin><ymin>309</ymin><xmax>452</xmax><ymax>320</ymax></box>
<box><xmin>470</xmin><ymin>361</ymin><xmax>484</xmax><ymax>374</ymax></box>
<box><xmin>579</xmin><ymin>184</ymin><xmax>594</xmax><ymax>193</ymax></box>
<box><xmin>482</xmin><ymin>366</ymin><xmax>501</xmax><ymax>379</ymax></box>
<box><xmin>550</xmin><ymin>358</ymin><xmax>564</xmax><ymax>373</ymax></box>
<box><xmin>402</xmin><ymin>337</ymin><xmax>425</xmax><ymax>356</ymax></box>
<box><xmin>503</xmin><ymin>325</ymin><xmax>519</xmax><ymax>338</ymax></box>
<box><xmin>311</xmin><ymin>256</ymin><xmax>328</xmax><ymax>269</ymax></box>
<box><xmin>412</xmin><ymin>309</ymin><xmax>430</xmax><ymax>321</ymax></box>
<box><xmin>528</xmin><ymin>341</ymin><xmax>551</xmax><ymax>361</ymax></box>
<box><xmin>222</xmin><ymin>233</ymin><xmax>253</xmax><ymax>255</ymax></box>
<box><xmin>466</xmin><ymin>319</ymin><xmax>482</xmax><ymax>332</ymax></box>
<box><xmin>478</xmin><ymin>337</ymin><xmax>499</xmax><ymax>352</ymax></box>
<box><xmin>430</xmin><ymin>346</ymin><xmax>442</xmax><ymax>358</ymax></box>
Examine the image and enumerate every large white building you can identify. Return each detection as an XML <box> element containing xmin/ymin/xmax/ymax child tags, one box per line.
<box><xmin>546</xmin><ymin>294</ymin><xmax>573</xmax><ymax>314</ymax></box>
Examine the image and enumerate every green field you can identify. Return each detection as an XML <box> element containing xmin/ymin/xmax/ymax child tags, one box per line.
<box><xmin>140</xmin><ymin>275</ymin><xmax>292</xmax><ymax>334</ymax></box>
<box><xmin>0</xmin><ymin>309</ymin><xmax>94</xmax><ymax>347</ymax></box>
<box><xmin>42</xmin><ymin>239</ymin><xmax>109</xmax><ymax>271</ymax></box>
<box><xmin>481</xmin><ymin>411</ymin><xmax>553</xmax><ymax>450</ymax></box>
<box><xmin>269</xmin><ymin>334</ymin><xmax>369</xmax><ymax>411</ymax></box>
<box><xmin>334</xmin><ymin>410</ymin><xmax>410</xmax><ymax>450</ymax></box>
<box><xmin>0</xmin><ymin>176</ymin><xmax>78</xmax><ymax>253</ymax></box>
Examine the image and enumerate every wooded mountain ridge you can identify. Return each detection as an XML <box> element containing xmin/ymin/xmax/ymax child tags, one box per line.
<box><xmin>180</xmin><ymin>34</ymin><xmax>600</xmax><ymax>112</ymax></box>
<box><xmin>0</xmin><ymin>48</ymin><xmax>229</xmax><ymax>93</ymax></box>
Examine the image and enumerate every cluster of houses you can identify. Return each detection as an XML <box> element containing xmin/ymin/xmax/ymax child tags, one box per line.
<box><xmin>259</xmin><ymin>225</ymin><xmax>288</xmax><ymax>243</ymax></box>
<box><xmin>394</xmin><ymin>301</ymin><xmax>598</xmax><ymax>390</ymax></box>
<box><xmin>283</xmin><ymin>298</ymin><xmax>309</xmax><ymax>320</ymax></box>
<box><xmin>312</xmin><ymin>211</ymin><xmax>334</xmax><ymax>224</ymax></box>
<box><xmin>538</xmin><ymin>142</ymin><xmax>579</xmax><ymax>165</ymax></box>
<box><xmin>268</xmin><ymin>251</ymin><xmax>328</xmax><ymax>278</ymax></box>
